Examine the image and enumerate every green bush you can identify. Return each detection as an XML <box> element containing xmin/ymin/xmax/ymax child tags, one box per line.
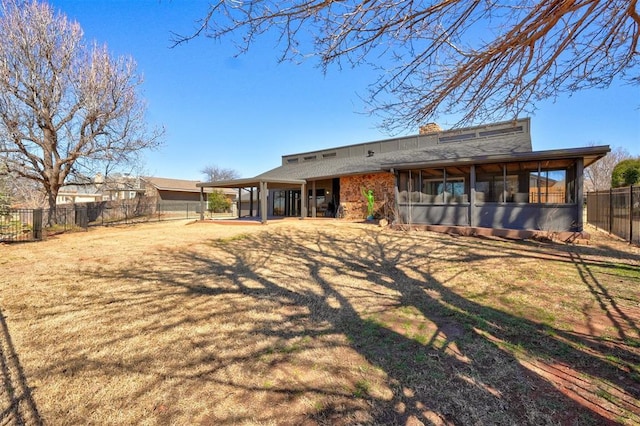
<box><xmin>611</xmin><ymin>158</ymin><xmax>640</xmax><ymax>188</ymax></box>
<box><xmin>207</xmin><ymin>190</ymin><xmax>232</xmax><ymax>213</ymax></box>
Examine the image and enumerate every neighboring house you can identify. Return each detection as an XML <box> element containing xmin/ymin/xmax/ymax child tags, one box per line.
<box><xmin>57</xmin><ymin>175</ymin><xmax>237</xmax><ymax>210</ymax></box>
<box><xmin>197</xmin><ymin>118</ymin><xmax>609</xmax><ymax>233</ymax></box>
<box><xmin>57</xmin><ymin>174</ymin><xmax>144</xmax><ymax>205</ymax></box>
<box><xmin>142</xmin><ymin>176</ymin><xmax>236</xmax><ymax>210</ymax></box>
<box><xmin>99</xmin><ymin>174</ymin><xmax>145</xmax><ymax>201</ymax></box>
<box><xmin>56</xmin><ymin>183</ymin><xmax>104</xmax><ymax>205</ymax></box>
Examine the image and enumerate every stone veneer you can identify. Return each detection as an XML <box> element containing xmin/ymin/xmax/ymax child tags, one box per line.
<box><xmin>340</xmin><ymin>173</ymin><xmax>396</xmax><ymax>221</ymax></box>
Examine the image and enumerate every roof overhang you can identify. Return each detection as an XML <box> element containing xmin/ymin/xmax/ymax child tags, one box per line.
<box><xmin>196</xmin><ymin>177</ymin><xmax>307</xmax><ymax>189</ymax></box>
<box><xmin>381</xmin><ymin>145</ymin><xmax>611</xmax><ymax>170</ymax></box>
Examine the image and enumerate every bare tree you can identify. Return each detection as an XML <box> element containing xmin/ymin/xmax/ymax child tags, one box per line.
<box><xmin>584</xmin><ymin>145</ymin><xmax>631</xmax><ymax>191</ymax></box>
<box><xmin>174</xmin><ymin>0</ymin><xmax>639</xmax><ymax>130</ymax></box>
<box><xmin>201</xmin><ymin>165</ymin><xmax>240</xmax><ymax>182</ymax></box>
<box><xmin>0</xmin><ymin>165</ymin><xmax>10</xmax><ymax>210</ymax></box>
<box><xmin>0</xmin><ymin>0</ymin><xmax>163</xmax><ymax>223</ymax></box>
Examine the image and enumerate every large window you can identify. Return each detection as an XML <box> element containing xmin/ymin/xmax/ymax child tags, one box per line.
<box><xmin>398</xmin><ymin>168</ymin><xmax>468</xmax><ymax>203</ymax></box>
<box><xmin>475</xmin><ymin>168</ymin><xmax>523</xmax><ymax>202</ymax></box>
<box><xmin>476</xmin><ymin>160</ymin><xmax>576</xmax><ymax>204</ymax></box>
<box><xmin>398</xmin><ymin>160</ymin><xmax>577</xmax><ymax>205</ymax></box>
<box><xmin>273</xmin><ymin>190</ymin><xmax>285</xmax><ymax>216</ymax></box>
<box><xmin>530</xmin><ymin>168</ymin><xmax>572</xmax><ymax>203</ymax></box>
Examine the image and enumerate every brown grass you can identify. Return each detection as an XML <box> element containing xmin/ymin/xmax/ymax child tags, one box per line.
<box><xmin>0</xmin><ymin>219</ymin><xmax>639</xmax><ymax>425</ymax></box>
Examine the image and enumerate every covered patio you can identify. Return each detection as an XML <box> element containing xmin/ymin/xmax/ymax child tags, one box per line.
<box><xmin>196</xmin><ymin>177</ymin><xmax>307</xmax><ymax>224</ymax></box>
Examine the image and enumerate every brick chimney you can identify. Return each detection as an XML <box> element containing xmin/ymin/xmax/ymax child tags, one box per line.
<box><xmin>419</xmin><ymin>123</ymin><xmax>442</xmax><ymax>135</ymax></box>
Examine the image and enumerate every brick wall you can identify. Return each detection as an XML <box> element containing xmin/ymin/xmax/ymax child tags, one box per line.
<box><xmin>419</xmin><ymin>122</ymin><xmax>442</xmax><ymax>134</ymax></box>
<box><xmin>340</xmin><ymin>173</ymin><xmax>395</xmax><ymax>220</ymax></box>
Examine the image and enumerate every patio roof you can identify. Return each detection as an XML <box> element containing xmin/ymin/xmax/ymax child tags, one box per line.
<box><xmin>196</xmin><ymin>177</ymin><xmax>308</xmax><ymax>224</ymax></box>
<box><xmin>196</xmin><ymin>177</ymin><xmax>306</xmax><ymax>189</ymax></box>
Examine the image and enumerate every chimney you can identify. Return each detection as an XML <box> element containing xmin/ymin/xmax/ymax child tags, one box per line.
<box><xmin>419</xmin><ymin>122</ymin><xmax>442</xmax><ymax>135</ymax></box>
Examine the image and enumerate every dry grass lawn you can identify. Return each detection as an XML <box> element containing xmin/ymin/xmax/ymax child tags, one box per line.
<box><xmin>0</xmin><ymin>219</ymin><xmax>639</xmax><ymax>425</ymax></box>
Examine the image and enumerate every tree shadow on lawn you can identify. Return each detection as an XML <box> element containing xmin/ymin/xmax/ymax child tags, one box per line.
<box><xmin>74</xmin><ymin>225</ymin><xmax>639</xmax><ymax>425</ymax></box>
<box><xmin>0</xmin><ymin>309</ymin><xmax>43</xmax><ymax>426</ymax></box>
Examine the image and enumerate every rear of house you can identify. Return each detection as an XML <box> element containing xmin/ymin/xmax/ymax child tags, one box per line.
<box><xmin>199</xmin><ymin>118</ymin><xmax>609</xmax><ymax>233</ymax></box>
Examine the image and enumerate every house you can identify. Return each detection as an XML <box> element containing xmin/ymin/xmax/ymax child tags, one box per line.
<box><xmin>58</xmin><ymin>175</ymin><xmax>237</xmax><ymax>212</ymax></box>
<box><xmin>197</xmin><ymin>118</ymin><xmax>610</xmax><ymax>234</ymax></box>
<box><xmin>142</xmin><ymin>176</ymin><xmax>236</xmax><ymax>212</ymax></box>
<box><xmin>56</xmin><ymin>174</ymin><xmax>145</xmax><ymax>205</ymax></box>
<box><xmin>56</xmin><ymin>183</ymin><xmax>104</xmax><ymax>205</ymax></box>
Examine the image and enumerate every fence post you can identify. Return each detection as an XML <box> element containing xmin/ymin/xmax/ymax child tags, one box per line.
<box><xmin>587</xmin><ymin>190</ymin><xmax>600</xmax><ymax>228</ymax></box>
<box><xmin>33</xmin><ymin>208</ymin><xmax>43</xmax><ymax>241</ymax></box>
<box><xmin>609</xmin><ymin>188</ymin><xmax>613</xmax><ymax>234</ymax></box>
<box><xmin>630</xmin><ymin>185</ymin><xmax>634</xmax><ymax>244</ymax></box>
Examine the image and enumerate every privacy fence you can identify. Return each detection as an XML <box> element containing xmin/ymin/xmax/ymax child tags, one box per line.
<box><xmin>586</xmin><ymin>185</ymin><xmax>640</xmax><ymax>245</ymax></box>
<box><xmin>0</xmin><ymin>198</ymin><xmax>222</xmax><ymax>243</ymax></box>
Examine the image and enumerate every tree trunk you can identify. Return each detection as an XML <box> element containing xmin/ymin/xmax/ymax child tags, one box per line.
<box><xmin>45</xmin><ymin>187</ymin><xmax>59</xmax><ymax>226</ymax></box>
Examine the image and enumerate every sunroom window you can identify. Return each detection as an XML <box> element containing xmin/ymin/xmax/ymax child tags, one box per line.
<box><xmin>398</xmin><ymin>168</ymin><xmax>468</xmax><ymax>203</ymax></box>
<box><xmin>476</xmin><ymin>160</ymin><xmax>576</xmax><ymax>204</ymax></box>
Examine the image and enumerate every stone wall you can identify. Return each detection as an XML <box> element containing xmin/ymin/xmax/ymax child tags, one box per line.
<box><xmin>340</xmin><ymin>173</ymin><xmax>395</xmax><ymax>220</ymax></box>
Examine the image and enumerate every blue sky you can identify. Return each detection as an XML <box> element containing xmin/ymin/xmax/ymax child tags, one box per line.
<box><xmin>51</xmin><ymin>0</ymin><xmax>639</xmax><ymax>181</ymax></box>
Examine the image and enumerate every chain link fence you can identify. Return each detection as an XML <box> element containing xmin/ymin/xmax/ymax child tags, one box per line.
<box><xmin>586</xmin><ymin>186</ymin><xmax>640</xmax><ymax>245</ymax></box>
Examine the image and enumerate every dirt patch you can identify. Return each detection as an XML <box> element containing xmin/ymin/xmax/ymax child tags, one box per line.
<box><xmin>0</xmin><ymin>219</ymin><xmax>638</xmax><ymax>425</ymax></box>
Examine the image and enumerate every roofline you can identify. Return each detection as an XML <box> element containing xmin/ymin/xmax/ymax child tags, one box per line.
<box><xmin>381</xmin><ymin>145</ymin><xmax>611</xmax><ymax>170</ymax></box>
<box><xmin>142</xmin><ymin>178</ymin><xmax>234</xmax><ymax>193</ymax></box>
<box><xmin>197</xmin><ymin>177</ymin><xmax>307</xmax><ymax>188</ymax></box>
<box><xmin>283</xmin><ymin>117</ymin><xmax>531</xmax><ymax>158</ymax></box>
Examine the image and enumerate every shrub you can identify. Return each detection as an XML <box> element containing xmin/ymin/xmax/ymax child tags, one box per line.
<box><xmin>207</xmin><ymin>190</ymin><xmax>231</xmax><ymax>213</ymax></box>
<box><xmin>611</xmin><ymin>158</ymin><xmax>640</xmax><ymax>188</ymax></box>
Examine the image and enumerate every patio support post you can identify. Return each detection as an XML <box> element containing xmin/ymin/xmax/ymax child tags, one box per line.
<box><xmin>575</xmin><ymin>157</ymin><xmax>584</xmax><ymax>231</ymax></box>
<box><xmin>257</xmin><ymin>186</ymin><xmax>260</xmax><ymax>218</ymax></box>
<box><xmin>199</xmin><ymin>187</ymin><xmax>204</xmax><ymax>221</ymax></box>
<box><xmin>238</xmin><ymin>188</ymin><xmax>241</xmax><ymax>219</ymax></box>
<box><xmin>260</xmin><ymin>181</ymin><xmax>268</xmax><ymax>224</ymax></box>
<box><xmin>470</xmin><ymin>164</ymin><xmax>477</xmax><ymax>227</ymax></box>
<box><xmin>250</xmin><ymin>188</ymin><xmax>254</xmax><ymax>217</ymax></box>
<box><xmin>311</xmin><ymin>181</ymin><xmax>317</xmax><ymax>218</ymax></box>
<box><xmin>301</xmin><ymin>183</ymin><xmax>307</xmax><ymax>219</ymax></box>
<box><xmin>537</xmin><ymin>163</ymin><xmax>542</xmax><ymax>203</ymax></box>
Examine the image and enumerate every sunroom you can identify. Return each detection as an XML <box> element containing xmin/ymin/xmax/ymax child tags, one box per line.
<box><xmin>389</xmin><ymin>146</ymin><xmax>609</xmax><ymax>232</ymax></box>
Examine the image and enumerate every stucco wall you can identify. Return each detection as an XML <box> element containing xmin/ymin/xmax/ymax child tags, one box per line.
<box><xmin>340</xmin><ymin>173</ymin><xmax>395</xmax><ymax>220</ymax></box>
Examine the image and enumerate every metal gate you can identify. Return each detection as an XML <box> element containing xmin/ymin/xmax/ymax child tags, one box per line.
<box><xmin>0</xmin><ymin>209</ymin><xmax>43</xmax><ymax>242</ymax></box>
